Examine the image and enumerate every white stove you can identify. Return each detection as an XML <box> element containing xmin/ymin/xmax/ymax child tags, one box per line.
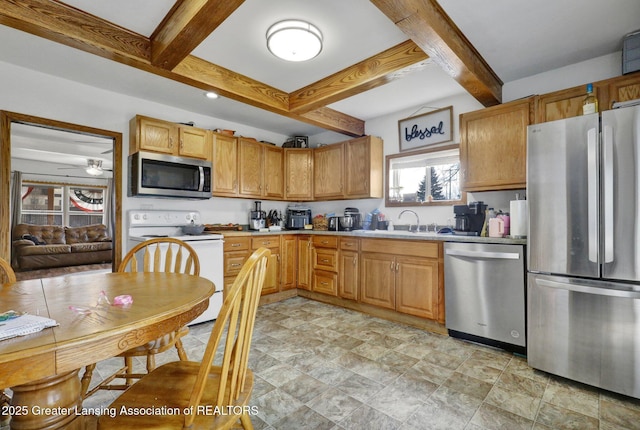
<box><xmin>127</xmin><ymin>210</ymin><xmax>224</xmax><ymax>325</ymax></box>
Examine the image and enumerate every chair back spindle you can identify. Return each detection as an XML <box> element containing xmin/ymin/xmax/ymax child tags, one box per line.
<box><xmin>184</xmin><ymin>247</ymin><xmax>269</xmax><ymax>428</ymax></box>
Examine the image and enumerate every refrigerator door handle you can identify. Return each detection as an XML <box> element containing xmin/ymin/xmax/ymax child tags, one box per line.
<box><xmin>535</xmin><ymin>277</ymin><xmax>640</xmax><ymax>299</ymax></box>
<box><xmin>602</xmin><ymin>125</ymin><xmax>614</xmax><ymax>263</ymax></box>
<box><xmin>587</xmin><ymin>127</ymin><xmax>599</xmax><ymax>263</ymax></box>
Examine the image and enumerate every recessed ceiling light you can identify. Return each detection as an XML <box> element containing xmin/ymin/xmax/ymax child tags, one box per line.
<box><xmin>204</xmin><ymin>92</ymin><xmax>219</xmax><ymax>99</ymax></box>
<box><xmin>266</xmin><ymin>20</ymin><xmax>323</xmax><ymax>62</ymax></box>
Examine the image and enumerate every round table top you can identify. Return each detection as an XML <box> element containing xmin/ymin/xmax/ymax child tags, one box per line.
<box><xmin>0</xmin><ymin>271</ymin><xmax>214</xmax><ymax>388</ymax></box>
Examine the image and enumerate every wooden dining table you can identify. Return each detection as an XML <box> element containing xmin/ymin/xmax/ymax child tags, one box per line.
<box><xmin>0</xmin><ymin>271</ymin><xmax>214</xmax><ymax>430</ymax></box>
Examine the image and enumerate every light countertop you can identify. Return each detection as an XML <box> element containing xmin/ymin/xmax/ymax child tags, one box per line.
<box><xmin>216</xmin><ymin>228</ymin><xmax>526</xmax><ymax>245</ymax></box>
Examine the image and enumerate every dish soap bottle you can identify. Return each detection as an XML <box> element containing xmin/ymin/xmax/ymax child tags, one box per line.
<box><xmin>582</xmin><ymin>83</ymin><xmax>598</xmax><ymax>115</ymax></box>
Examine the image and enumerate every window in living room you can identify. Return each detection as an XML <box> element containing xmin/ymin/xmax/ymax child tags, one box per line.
<box><xmin>21</xmin><ymin>182</ymin><xmax>105</xmax><ymax>227</ymax></box>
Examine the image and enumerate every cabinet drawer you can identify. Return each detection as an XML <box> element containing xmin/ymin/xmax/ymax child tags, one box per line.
<box><xmin>223</xmin><ymin>236</ymin><xmax>250</xmax><ymax>252</ymax></box>
<box><xmin>340</xmin><ymin>238</ymin><xmax>359</xmax><ymax>251</ymax></box>
<box><xmin>360</xmin><ymin>238</ymin><xmax>439</xmax><ymax>258</ymax></box>
<box><xmin>224</xmin><ymin>251</ymin><xmax>249</xmax><ymax>276</ymax></box>
<box><xmin>252</xmin><ymin>236</ymin><xmax>280</xmax><ymax>249</ymax></box>
<box><xmin>314</xmin><ymin>248</ymin><xmax>338</xmax><ymax>272</ymax></box>
<box><xmin>312</xmin><ymin>235</ymin><xmax>339</xmax><ymax>249</ymax></box>
<box><xmin>313</xmin><ymin>270</ymin><xmax>338</xmax><ymax>296</ymax></box>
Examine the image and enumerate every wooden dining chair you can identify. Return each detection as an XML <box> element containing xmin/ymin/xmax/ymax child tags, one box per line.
<box><xmin>98</xmin><ymin>247</ymin><xmax>270</xmax><ymax>430</ymax></box>
<box><xmin>0</xmin><ymin>256</ymin><xmax>16</xmax><ymax>427</ymax></box>
<box><xmin>0</xmin><ymin>256</ymin><xmax>16</xmax><ymax>284</ymax></box>
<box><xmin>82</xmin><ymin>238</ymin><xmax>201</xmax><ymax>398</ymax></box>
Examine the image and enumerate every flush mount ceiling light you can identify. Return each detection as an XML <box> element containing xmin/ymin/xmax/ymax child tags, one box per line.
<box><xmin>85</xmin><ymin>159</ymin><xmax>104</xmax><ymax>176</ymax></box>
<box><xmin>266</xmin><ymin>20</ymin><xmax>323</xmax><ymax>62</ymax></box>
<box><xmin>204</xmin><ymin>91</ymin><xmax>218</xmax><ymax>99</ymax></box>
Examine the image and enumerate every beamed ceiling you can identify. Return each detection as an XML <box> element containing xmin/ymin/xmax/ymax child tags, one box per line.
<box><xmin>0</xmin><ymin>0</ymin><xmax>500</xmax><ymax>137</ymax></box>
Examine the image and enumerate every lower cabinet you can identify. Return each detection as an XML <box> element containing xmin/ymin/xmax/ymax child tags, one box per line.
<box><xmin>360</xmin><ymin>238</ymin><xmax>442</xmax><ymax>321</ymax></box>
<box><xmin>338</xmin><ymin>238</ymin><xmax>359</xmax><ymax>301</ymax></box>
<box><xmin>251</xmin><ymin>236</ymin><xmax>280</xmax><ymax>296</ymax></box>
<box><xmin>281</xmin><ymin>235</ymin><xmax>297</xmax><ymax>291</ymax></box>
<box><xmin>297</xmin><ymin>235</ymin><xmax>312</xmax><ymax>291</ymax></box>
<box><xmin>251</xmin><ymin>233</ymin><xmax>443</xmax><ymax>325</ymax></box>
<box><xmin>311</xmin><ymin>236</ymin><xmax>338</xmax><ymax>296</ymax></box>
<box><xmin>222</xmin><ymin>235</ymin><xmax>251</xmax><ymax>294</ymax></box>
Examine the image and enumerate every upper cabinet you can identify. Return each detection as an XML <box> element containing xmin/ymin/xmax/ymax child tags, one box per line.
<box><xmin>211</xmin><ymin>132</ymin><xmax>238</xmax><ymax>197</ymax></box>
<box><xmin>263</xmin><ymin>145</ymin><xmax>284</xmax><ymax>199</ymax></box>
<box><xmin>212</xmin><ymin>135</ymin><xmax>284</xmax><ymax>200</ymax></box>
<box><xmin>284</xmin><ymin>148</ymin><xmax>313</xmax><ymax>201</ymax></box>
<box><xmin>311</xmin><ymin>136</ymin><xmax>383</xmax><ymax>201</ymax></box>
<box><xmin>129</xmin><ymin>115</ymin><xmax>210</xmax><ymax>159</ymax></box>
<box><xmin>313</xmin><ymin>143</ymin><xmax>344</xmax><ymax>199</ymax></box>
<box><xmin>606</xmin><ymin>73</ymin><xmax>640</xmax><ymax>108</ymax></box>
<box><xmin>535</xmin><ymin>85</ymin><xmax>596</xmax><ymax>123</ymax></box>
<box><xmin>460</xmin><ymin>97</ymin><xmax>534</xmax><ymax>192</ymax></box>
<box><xmin>238</xmin><ymin>138</ymin><xmax>265</xmax><ymax>198</ymax></box>
<box><xmin>536</xmin><ymin>72</ymin><xmax>640</xmax><ymax>123</ymax></box>
<box><xmin>345</xmin><ymin>136</ymin><xmax>384</xmax><ymax>199</ymax></box>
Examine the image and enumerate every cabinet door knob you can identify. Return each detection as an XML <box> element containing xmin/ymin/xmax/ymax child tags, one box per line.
<box><xmin>231</xmin><ymin>243</ymin><xmax>241</xmax><ymax>247</ymax></box>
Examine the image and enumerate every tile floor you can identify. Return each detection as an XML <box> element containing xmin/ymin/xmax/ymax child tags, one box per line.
<box><xmin>85</xmin><ymin>296</ymin><xmax>640</xmax><ymax>429</ymax></box>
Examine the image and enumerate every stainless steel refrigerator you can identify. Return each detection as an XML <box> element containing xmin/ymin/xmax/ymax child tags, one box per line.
<box><xmin>527</xmin><ymin>105</ymin><xmax>640</xmax><ymax>399</ymax></box>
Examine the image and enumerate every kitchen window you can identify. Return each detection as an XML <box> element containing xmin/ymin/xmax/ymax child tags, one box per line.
<box><xmin>385</xmin><ymin>144</ymin><xmax>465</xmax><ymax>207</ymax></box>
<box><xmin>21</xmin><ymin>182</ymin><xmax>105</xmax><ymax>226</ymax></box>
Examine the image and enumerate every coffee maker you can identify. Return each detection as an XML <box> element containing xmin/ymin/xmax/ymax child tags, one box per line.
<box><xmin>453</xmin><ymin>201</ymin><xmax>487</xmax><ymax>236</ymax></box>
<box><xmin>249</xmin><ymin>200</ymin><xmax>266</xmax><ymax>230</ymax></box>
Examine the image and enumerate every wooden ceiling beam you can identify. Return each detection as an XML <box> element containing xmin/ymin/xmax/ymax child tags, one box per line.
<box><xmin>297</xmin><ymin>108</ymin><xmax>365</xmax><ymax>137</ymax></box>
<box><xmin>371</xmin><ymin>0</ymin><xmax>502</xmax><ymax>107</ymax></box>
<box><xmin>151</xmin><ymin>0</ymin><xmax>245</xmax><ymax>70</ymax></box>
<box><xmin>0</xmin><ymin>0</ymin><xmax>150</xmax><ymax>63</ymax></box>
<box><xmin>0</xmin><ymin>0</ymin><xmax>364</xmax><ymax>136</ymax></box>
<box><xmin>289</xmin><ymin>40</ymin><xmax>430</xmax><ymax>114</ymax></box>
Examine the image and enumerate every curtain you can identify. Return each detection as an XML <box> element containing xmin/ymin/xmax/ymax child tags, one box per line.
<box><xmin>10</xmin><ymin>171</ymin><xmax>22</xmax><ymax>236</ymax></box>
<box><xmin>103</xmin><ymin>178</ymin><xmax>114</xmax><ymax>237</ymax></box>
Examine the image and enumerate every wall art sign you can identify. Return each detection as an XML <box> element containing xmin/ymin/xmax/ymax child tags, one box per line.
<box><xmin>398</xmin><ymin>106</ymin><xmax>453</xmax><ymax>152</ymax></box>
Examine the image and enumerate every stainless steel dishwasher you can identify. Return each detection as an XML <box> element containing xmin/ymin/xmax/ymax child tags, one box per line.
<box><xmin>444</xmin><ymin>242</ymin><xmax>526</xmax><ymax>354</ymax></box>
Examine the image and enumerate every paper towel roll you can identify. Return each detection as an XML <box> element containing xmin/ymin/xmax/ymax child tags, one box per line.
<box><xmin>510</xmin><ymin>200</ymin><xmax>527</xmax><ymax>237</ymax></box>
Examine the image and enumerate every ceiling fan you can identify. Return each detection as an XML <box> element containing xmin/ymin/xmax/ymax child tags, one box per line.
<box><xmin>58</xmin><ymin>159</ymin><xmax>111</xmax><ymax>176</ymax></box>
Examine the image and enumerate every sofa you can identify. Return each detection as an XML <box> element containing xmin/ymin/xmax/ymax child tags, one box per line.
<box><xmin>12</xmin><ymin>224</ymin><xmax>112</xmax><ymax>271</ymax></box>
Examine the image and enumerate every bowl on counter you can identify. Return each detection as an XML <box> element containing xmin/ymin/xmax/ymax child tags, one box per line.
<box><xmin>182</xmin><ymin>224</ymin><xmax>205</xmax><ymax>235</ymax></box>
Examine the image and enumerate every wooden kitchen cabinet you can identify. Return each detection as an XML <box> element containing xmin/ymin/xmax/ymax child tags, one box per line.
<box><xmin>344</xmin><ymin>136</ymin><xmax>384</xmax><ymax>199</ymax></box>
<box><xmin>284</xmin><ymin>148</ymin><xmax>313</xmax><ymax>200</ymax></box>
<box><xmin>264</xmin><ymin>145</ymin><xmax>284</xmax><ymax>199</ymax></box>
<box><xmin>238</xmin><ymin>138</ymin><xmax>264</xmax><ymax>198</ymax></box>
<box><xmin>535</xmin><ymin>72</ymin><xmax>640</xmax><ymax>123</ymax></box>
<box><xmin>395</xmin><ymin>256</ymin><xmax>440</xmax><ymax>320</ymax></box>
<box><xmin>606</xmin><ymin>73</ymin><xmax>640</xmax><ymax>109</ymax></box>
<box><xmin>252</xmin><ymin>235</ymin><xmax>280</xmax><ymax>296</ymax></box>
<box><xmin>222</xmin><ymin>235</ymin><xmax>251</xmax><ymax>294</ymax></box>
<box><xmin>460</xmin><ymin>97</ymin><xmax>533</xmax><ymax>191</ymax></box>
<box><xmin>130</xmin><ymin>115</ymin><xmax>210</xmax><ymax>159</ymax></box>
<box><xmin>311</xmin><ymin>235</ymin><xmax>338</xmax><ymax>296</ymax></box>
<box><xmin>360</xmin><ymin>238</ymin><xmax>442</xmax><ymax>320</ymax></box>
<box><xmin>535</xmin><ymin>85</ymin><xmax>597</xmax><ymax>123</ymax></box>
<box><xmin>281</xmin><ymin>235</ymin><xmax>297</xmax><ymax>291</ymax></box>
<box><xmin>211</xmin><ymin>132</ymin><xmax>238</xmax><ymax>197</ymax></box>
<box><xmin>297</xmin><ymin>235</ymin><xmax>312</xmax><ymax>291</ymax></box>
<box><xmin>338</xmin><ymin>238</ymin><xmax>359</xmax><ymax>301</ymax></box>
<box><xmin>314</xmin><ymin>143</ymin><xmax>344</xmax><ymax>199</ymax></box>
<box><xmin>213</xmin><ymin>136</ymin><xmax>283</xmax><ymax>199</ymax></box>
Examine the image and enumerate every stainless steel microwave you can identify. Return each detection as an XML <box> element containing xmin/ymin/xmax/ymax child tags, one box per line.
<box><xmin>129</xmin><ymin>151</ymin><xmax>212</xmax><ymax>199</ymax></box>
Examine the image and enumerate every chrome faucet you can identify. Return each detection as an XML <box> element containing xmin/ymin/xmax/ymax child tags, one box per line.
<box><xmin>398</xmin><ymin>209</ymin><xmax>420</xmax><ymax>232</ymax></box>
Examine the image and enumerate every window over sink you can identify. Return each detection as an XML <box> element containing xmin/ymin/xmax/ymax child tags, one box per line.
<box><xmin>385</xmin><ymin>144</ymin><xmax>465</xmax><ymax>207</ymax></box>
